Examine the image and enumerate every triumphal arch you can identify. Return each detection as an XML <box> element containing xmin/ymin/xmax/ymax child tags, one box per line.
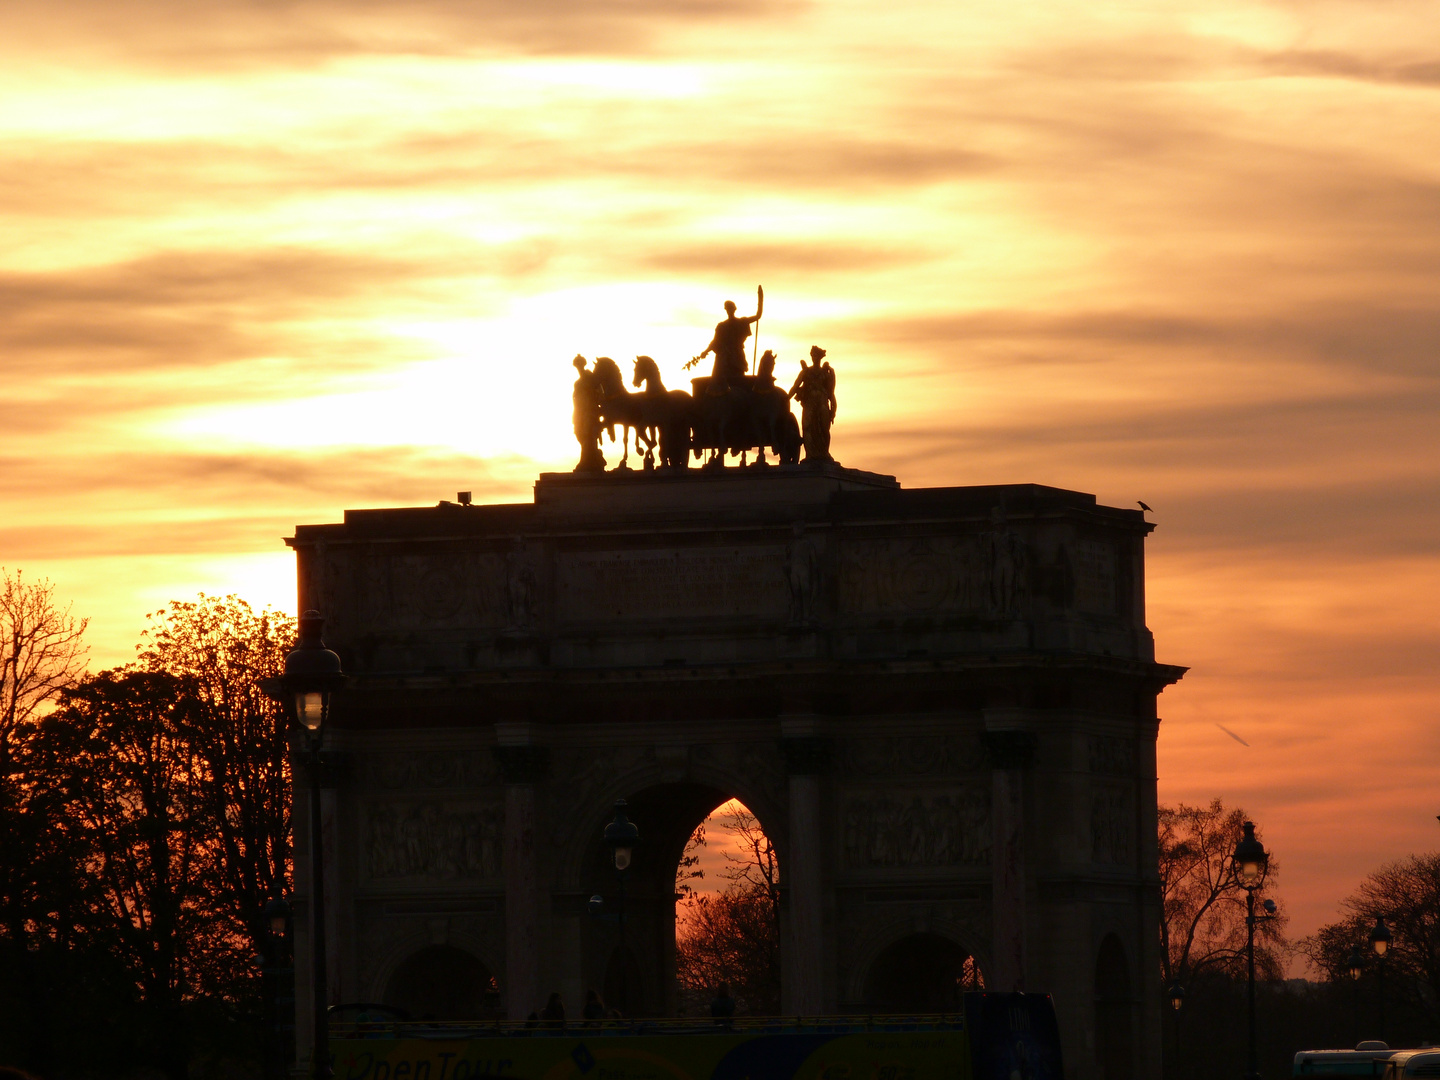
<box><xmin>286</xmin><ymin>330</ymin><xmax>1184</xmax><ymax>1080</ymax></box>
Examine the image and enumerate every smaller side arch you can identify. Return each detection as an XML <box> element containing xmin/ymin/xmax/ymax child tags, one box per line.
<box><xmin>1094</xmin><ymin>933</ymin><xmax>1134</xmax><ymax>1080</ymax></box>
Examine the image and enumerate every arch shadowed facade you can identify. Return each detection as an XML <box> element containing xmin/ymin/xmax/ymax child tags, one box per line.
<box><xmin>286</xmin><ymin>467</ymin><xmax>1183</xmax><ymax>1080</ymax></box>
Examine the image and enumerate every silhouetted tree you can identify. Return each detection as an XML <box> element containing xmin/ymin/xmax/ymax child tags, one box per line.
<box><xmin>1160</xmin><ymin>799</ymin><xmax>1287</xmax><ymax>989</ymax></box>
<box><xmin>0</xmin><ymin>569</ymin><xmax>88</xmax><ymax>1074</ymax></box>
<box><xmin>1305</xmin><ymin>852</ymin><xmax>1440</xmax><ymax>1038</ymax></box>
<box><xmin>675</xmin><ymin>804</ymin><xmax>780</xmax><ymax>1014</ymax></box>
<box><xmin>137</xmin><ymin>595</ymin><xmax>294</xmax><ymax>957</ymax></box>
<box><xmin>47</xmin><ymin>669</ymin><xmax>227</xmax><ymax>1078</ymax></box>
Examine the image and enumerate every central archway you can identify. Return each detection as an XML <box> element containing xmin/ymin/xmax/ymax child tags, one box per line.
<box><xmin>863</xmin><ymin>933</ymin><xmax>984</xmax><ymax>1013</ymax></box>
<box><xmin>579</xmin><ymin>783</ymin><xmax>782</xmax><ymax>1017</ymax></box>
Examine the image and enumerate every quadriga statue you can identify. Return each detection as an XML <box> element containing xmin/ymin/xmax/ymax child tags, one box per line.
<box><xmin>571</xmin><ymin>291</ymin><xmax>834</xmax><ymax>472</ymax></box>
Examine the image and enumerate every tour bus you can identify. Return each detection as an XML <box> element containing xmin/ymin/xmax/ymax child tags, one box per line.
<box><xmin>328</xmin><ymin>992</ymin><xmax>1063</xmax><ymax>1080</ymax></box>
<box><xmin>1378</xmin><ymin>1050</ymin><xmax>1440</xmax><ymax>1078</ymax></box>
<box><xmin>1292</xmin><ymin>1043</ymin><xmax>1394</xmax><ymax>1076</ymax></box>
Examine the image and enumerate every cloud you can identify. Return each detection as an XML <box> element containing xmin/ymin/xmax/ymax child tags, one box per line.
<box><xmin>1261</xmin><ymin>50</ymin><xmax>1440</xmax><ymax>87</ymax></box>
<box><xmin>0</xmin><ymin>0</ymin><xmax>806</xmax><ymax>69</ymax></box>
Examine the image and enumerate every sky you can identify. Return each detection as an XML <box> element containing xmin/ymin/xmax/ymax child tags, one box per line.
<box><xmin>2</xmin><ymin>0</ymin><xmax>1438</xmax><ymax>965</ymax></box>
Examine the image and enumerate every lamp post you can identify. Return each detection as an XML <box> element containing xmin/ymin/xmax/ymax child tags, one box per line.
<box><xmin>266</xmin><ymin>610</ymin><xmax>346</xmax><ymax>1079</ymax></box>
<box><xmin>602</xmin><ymin>800</ymin><xmax>639</xmax><ymax>1014</ymax></box>
<box><xmin>1368</xmin><ymin>917</ymin><xmax>1392</xmax><ymax>1045</ymax></box>
<box><xmin>1346</xmin><ymin>947</ymin><xmax>1364</xmax><ymax>1047</ymax></box>
<box><xmin>1167</xmin><ymin>981</ymin><xmax>1186</xmax><ymax>1079</ymax></box>
<box><xmin>1232</xmin><ymin>820</ymin><xmax>1269</xmax><ymax>1080</ymax></box>
<box><xmin>261</xmin><ymin>897</ymin><xmax>293</xmax><ymax>1080</ymax></box>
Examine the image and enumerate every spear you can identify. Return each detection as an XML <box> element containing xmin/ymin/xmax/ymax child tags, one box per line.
<box><xmin>752</xmin><ymin>284</ymin><xmax>763</xmax><ymax>371</ymax></box>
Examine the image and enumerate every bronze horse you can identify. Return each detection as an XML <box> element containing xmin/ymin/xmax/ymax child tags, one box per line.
<box><xmin>589</xmin><ymin>353</ymin><xmax>802</xmax><ymax>470</ymax></box>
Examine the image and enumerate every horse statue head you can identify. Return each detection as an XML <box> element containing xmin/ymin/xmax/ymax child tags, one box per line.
<box><xmin>592</xmin><ymin>356</ymin><xmax>625</xmax><ymax>398</ymax></box>
<box><xmin>633</xmin><ymin>354</ymin><xmax>664</xmax><ymax>391</ymax></box>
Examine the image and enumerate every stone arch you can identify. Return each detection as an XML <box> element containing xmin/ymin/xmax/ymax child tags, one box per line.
<box><xmin>366</xmin><ymin>928</ymin><xmax>502</xmax><ymax>1005</ymax></box>
<box><xmin>1094</xmin><ymin>932</ymin><xmax>1134</xmax><ymax>1080</ymax></box>
<box><xmin>860</xmin><ymin>930</ymin><xmax>986</xmax><ymax>1012</ymax></box>
<box><xmin>575</xmin><ymin>777</ymin><xmax>785</xmax><ymax>1017</ymax></box>
<box><xmin>845</xmin><ymin>917</ymin><xmax>990</xmax><ymax>1007</ymax></box>
<box><xmin>554</xmin><ymin>750</ymin><xmax>787</xmax><ymax>888</ymax></box>
<box><xmin>382</xmin><ymin>944</ymin><xmax>501</xmax><ymax>1020</ymax></box>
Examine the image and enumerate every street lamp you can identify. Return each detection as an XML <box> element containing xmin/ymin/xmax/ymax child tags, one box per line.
<box><xmin>1346</xmin><ymin>948</ymin><xmax>1364</xmax><ymax>1047</ymax></box>
<box><xmin>1231</xmin><ymin>821</ymin><xmax>1269</xmax><ymax>1080</ymax></box>
<box><xmin>265</xmin><ymin>611</ymin><xmax>346</xmax><ymax>1079</ymax></box>
<box><xmin>1167</xmin><ymin>982</ymin><xmax>1186</xmax><ymax>1079</ymax></box>
<box><xmin>266</xmin><ymin>896</ymin><xmax>292</xmax><ymax>937</ymax></box>
<box><xmin>1368</xmin><ymin>917</ymin><xmax>1392</xmax><ymax>1044</ymax></box>
<box><xmin>261</xmin><ymin>897</ymin><xmax>293</xmax><ymax>1080</ymax></box>
<box><xmin>602</xmin><ymin>801</ymin><xmax>639</xmax><ymax>1013</ymax></box>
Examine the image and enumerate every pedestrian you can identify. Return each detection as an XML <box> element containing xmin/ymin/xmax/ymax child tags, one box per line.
<box><xmin>710</xmin><ymin>982</ymin><xmax>736</xmax><ymax>1020</ymax></box>
<box><xmin>540</xmin><ymin>991</ymin><xmax>566</xmax><ymax>1029</ymax></box>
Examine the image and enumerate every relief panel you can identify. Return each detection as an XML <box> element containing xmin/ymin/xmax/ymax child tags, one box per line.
<box><xmin>842</xmin><ymin>789</ymin><xmax>991</xmax><ymax>869</ymax></box>
<box><xmin>1072</xmin><ymin>539</ymin><xmax>1117</xmax><ymax>615</ymax></box>
<box><xmin>1087</xmin><ymin>735</ymin><xmax>1134</xmax><ymax>777</ymax></box>
<box><xmin>389</xmin><ymin>553</ymin><xmax>507</xmax><ymax>630</ymax></box>
<box><xmin>365</xmin><ymin>800</ymin><xmax>504</xmax><ymax>881</ymax></box>
<box><xmin>555</xmin><ymin>547</ymin><xmax>787</xmax><ymax>623</ymax></box>
<box><xmin>1090</xmin><ymin>784</ymin><xmax>1133</xmax><ymax>865</ymax></box>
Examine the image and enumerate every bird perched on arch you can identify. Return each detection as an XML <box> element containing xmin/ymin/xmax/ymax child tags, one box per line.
<box><xmin>1137</xmin><ymin>501</ymin><xmax>1154</xmax><ymax>513</ymax></box>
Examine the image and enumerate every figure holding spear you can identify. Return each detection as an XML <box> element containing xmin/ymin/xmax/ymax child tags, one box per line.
<box><xmin>687</xmin><ymin>286</ymin><xmax>763</xmax><ymax>385</ymax></box>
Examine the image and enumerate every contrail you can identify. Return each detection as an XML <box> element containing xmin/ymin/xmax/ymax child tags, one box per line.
<box><xmin>1216</xmin><ymin>723</ymin><xmax>1250</xmax><ymax>747</ymax></box>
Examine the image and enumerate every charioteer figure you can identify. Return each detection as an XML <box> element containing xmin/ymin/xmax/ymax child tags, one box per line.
<box><xmin>689</xmin><ymin>288</ymin><xmax>763</xmax><ymax>386</ymax></box>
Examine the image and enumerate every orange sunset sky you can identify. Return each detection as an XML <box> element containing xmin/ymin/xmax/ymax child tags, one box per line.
<box><xmin>2</xmin><ymin>0</ymin><xmax>1437</xmax><ymax>964</ymax></box>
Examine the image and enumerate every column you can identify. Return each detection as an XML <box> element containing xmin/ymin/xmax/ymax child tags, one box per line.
<box><xmin>982</xmin><ymin>727</ymin><xmax>1036</xmax><ymax>992</ymax></box>
<box><xmin>495</xmin><ymin>729</ymin><xmax>549</xmax><ymax>1020</ymax></box>
<box><xmin>782</xmin><ymin>719</ymin><xmax>830</xmax><ymax>1015</ymax></box>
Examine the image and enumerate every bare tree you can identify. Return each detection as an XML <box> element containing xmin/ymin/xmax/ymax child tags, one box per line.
<box><xmin>0</xmin><ymin>568</ymin><xmax>88</xmax><ymax>772</ymax></box>
<box><xmin>675</xmin><ymin>803</ymin><xmax>780</xmax><ymax>1014</ymax></box>
<box><xmin>1159</xmin><ymin>799</ymin><xmax>1287</xmax><ymax>987</ymax></box>
<box><xmin>0</xmin><ymin>569</ymin><xmax>87</xmax><ymax>1074</ymax></box>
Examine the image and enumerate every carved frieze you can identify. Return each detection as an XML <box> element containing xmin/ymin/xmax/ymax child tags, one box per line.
<box><xmin>365</xmin><ymin>801</ymin><xmax>504</xmax><ymax>881</ymax></box>
<box><xmin>388</xmin><ymin>553</ymin><xmax>507</xmax><ymax>630</ymax></box>
<box><xmin>1090</xmin><ymin>784</ymin><xmax>1132</xmax><ymax>865</ymax></box>
<box><xmin>838</xmin><ymin>536</ymin><xmax>984</xmax><ymax>615</ymax></box>
<box><xmin>1087</xmin><ymin>735</ymin><xmax>1134</xmax><ymax>776</ymax></box>
<box><xmin>841</xmin><ymin>735</ymin><xmax>983</xmax><ymax>777</ymax></box>
<box><xmin>842</xmin><ymin>790</ymin><xmax>991</xmax><ymax>869</ymax></box>
<box><xmin>555</xmin><ymin>547</ymin><xmax>788</xmax><ymax>623</ymax></box>
<box><xmin>362</xmin><ymin>749</ymin><xmax>498</xmax><ymax>790</ymax></box>
<box><xmin>839</xmin><ymin>522</ymin><xmax>1028</xmax><ymax>618</ymax></box>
